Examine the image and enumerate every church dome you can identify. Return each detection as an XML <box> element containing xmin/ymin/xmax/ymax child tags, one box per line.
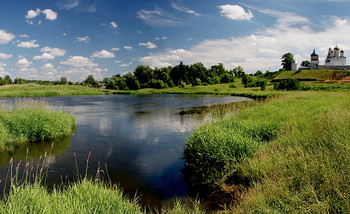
<box><xmin>310</xmin><ymin>49</ymin><xmax>318</xmax><ymax>56</ymax></box>
<box><xmin>334</xmin><ymin>46</ymin><xmax>340</xmax><ymax>51</ymax></box>
<box><xmin>341</xmin><ymin>50</ymin><xmax>344</xmax><ymax>53</ymax></box>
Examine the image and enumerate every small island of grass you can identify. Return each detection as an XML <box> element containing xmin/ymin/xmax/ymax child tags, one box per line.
<box><xmin>0</xmin><ymin>99</ymin><xmax>76</xmax><ymax>152</ymax></box>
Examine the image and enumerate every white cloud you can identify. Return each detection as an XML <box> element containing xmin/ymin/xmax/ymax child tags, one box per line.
<box><xmin>25</xmin><ymin>8</ymin><xmax>41</xmax><ymax>19</ymax></box>
<box><xmin>20</xmin><ymin>34</ymin><xmax>29</xmax><ymax>38</ymax></box>
<box><xmin>171</xmin><ymin>3</ymin><xmax>201</xmax><ymax>17</ymax></box>
<box><xmin>119</xmin><ymin>61</ymin><xmax>133</xmax><ymax>67</ymax></box>
<box><xmin>0</xmin><ymin>62</ymin><xmax>7</xmax><ymax>73</ymax></box>
<box><xmin>59</xmin><ymin>0</ymin><xmax>79</xmax><ymax>10</ymax></box>
<box><xmin>41</xmin><ymin>63</ymin><xmax>57</xmax><ymax>72</ymax></box>
<box><xmin>42</xmin><ymin>9</ymin><xmax>58</xmax><ymax>20</ymax></box>
<box><xmin>139</xmin><ymin>41</ymin><xmax>157</xmax><ymax>49</ymax></box>
<box><xmin>16</xmin><ymin>57</ymin><xmax>32</xmax><ymax>68</ymax></box>
<box><xmin>139</xmin><ymin>16</ymin><xmax>350</xmax><ymax>73</ymax></box>
<box><xmin>63</xmin><ymin>33</ymin><xmax>67</xmax><ymax>36</ymax></box>
<box><xmin>91</xmin><ymin>50</ymin><xmax>115</xmax><ymax>58</ymax></box>
<box><xmin>26</xmin><ymin>20</ymin><xmax>34</xmax><ymax>25</ymax></box>
<box><xmin>61</xmin><ymin>56</ymin><xmax>98</xmax><ymax>68</ymax></box>
<box><xmin>76</xmin><ymin>36</ymin><xmax>90</xmax><ymax>43</ymax></box>
<box><xmin>0</xmin><ymin>29</ymin><xmax>15</xmax><ymax>44</ymax></box>
<box><xmin>110</xmin><ymin>21</ymin><xmax>118</xmax><ymax>29</ymax></box>
<box><xmin>0</xmin><ymin>52</ymin><xmax>13</xmax><ymax>59</ymax></box>
<box><xmin>41</xmin><ymin>46</ymin><xmax>66</xmax><ymax>56</ymax></box>
<box><xmin>111</xmin><ymin>47</ymin><xmax>120</xmax><ymax>51</ymax></box>
<box><xmin>124</xmin><ymin>46</ymin><xmax>133</xmax><ymax>50</ymax></box>
<box><xmin>137</xmin><ymin>7</ymin><xmax>181</xmax><ymax>26</ymax></box>
<box><xmin>17</xmin><ymin>40</ymin><xmax>39</xmax><ymax>48</ymax></box>
<box><xmin>33</xmin><ymin>53</ymin><xmax>55</xmax><ymax>60</ymax></box>
<box><xmin>218</xmin><ymin>4</ymin><xmax>253</xmax><ymax>21</ymax></box>
<box><xmin>155</xmin><ymin>36</ymin><xmax>167</xmax><ymax>41</ymax></box>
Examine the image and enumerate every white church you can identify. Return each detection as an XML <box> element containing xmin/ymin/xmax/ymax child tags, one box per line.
<box><xmin>309</xmin><ymin>46</ymin><xmax>349</xmax><ymax>70</ymax></box>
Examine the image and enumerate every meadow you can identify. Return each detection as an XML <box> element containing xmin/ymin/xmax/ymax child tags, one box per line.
<box><xmin>185</xmin><ymin>91</ymin><xmax>350</xmax><ymax>213</ymax></box>
<box><xmin>0</xmin><ymin>84</ymin><xmax>104</xmax><ymax>97</ymax></box>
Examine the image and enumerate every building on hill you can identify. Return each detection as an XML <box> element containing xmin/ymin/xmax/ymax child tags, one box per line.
<box><xmin>292</xmin><ymin>60</ymin><xmax>298</xmax><ymax>70</ymax></box>
<box><xmin>310</xmin><ymin>49</ymin><xmax>319</xmax><ymax>69</ymax></box>
<box><xmin>308</xmin><ymin>46</ymin><xmax>350</xmax><ymax>70</ymax></box>
<box><xmin>325</xmin><ymin>46</ymin><xmax>346</xmax><ymax>66</ymax></box>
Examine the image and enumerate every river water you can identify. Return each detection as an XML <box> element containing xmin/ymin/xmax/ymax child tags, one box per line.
<box><xmin>0</xmin><ymin>94</ymin><xmax>251</xmax><ymax>208</ymax></box>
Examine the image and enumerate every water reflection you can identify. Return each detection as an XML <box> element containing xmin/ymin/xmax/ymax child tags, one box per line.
<box><xmin>0</xmin><ymin>94</ymin><xmax>251</xmax><ymax>209</ymax></box>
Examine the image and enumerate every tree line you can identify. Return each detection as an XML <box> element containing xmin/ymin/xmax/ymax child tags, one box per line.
<box><xmin>102</xmin><ymin>62</ymin><xmax>249</xmax><ymax>90</ymax></box>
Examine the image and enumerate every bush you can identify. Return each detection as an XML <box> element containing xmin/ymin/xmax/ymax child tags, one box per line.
<box><xmin>274</xmin><ymin>79</ymin><xmax>301</xmax><ymax>90</ymax></box>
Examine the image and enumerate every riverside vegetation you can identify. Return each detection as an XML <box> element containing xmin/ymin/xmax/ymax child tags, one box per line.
<box><xmin>185</xmin><ymin>91</ymin><xmax>350</xmax><ymax>213</ymax></box>
<box><xmin>0</xmin><ymin>99</ymin><xmax>76</xmax><ymax>152</ymax></box>
<box><xmin>0</xmin><ymin>68</ymin><xmax>349</xmax><ymax>212</ymax></box>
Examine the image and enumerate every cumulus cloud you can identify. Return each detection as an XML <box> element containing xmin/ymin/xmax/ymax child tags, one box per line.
<box><xmin>76</xmin><ymin>36</ymin><xmax>90</xmax><ymax>43</ymax></box>
<box><xmin>33</xmin><ymin>53</ymin><xmax>55</xmax><ymax>60</ymax></box>
<box><xmin>61</xmin><ymin>56</ymin><xmax>98</xmax><ymax>68</ymax></box>
<box><xmin>17</xmin><ymin>40</ymin><xmax>39</xmax><ymax>48</ymax></box>
<box><xmin>111</xmin><ymin>47</ymin><xmax>120</xmax><ymax>51</ymax></box>
<box><xmin>20</xmin><ymin>34</ymin><xmax>29</xmax><ymax>38</ymax></box>
<box><xmin>218</xmin><ymin>4</ymin><xmax>253</xmax><ymax>20</ymax></box>
<box><xmin>41</xmin><ymin>46</ymin><xmax>66</xmax><ymax>56</ymax></box>
<box><xmin>42</xmin><ymin>9</ymin><xmax>58</xmax><ymax>20</ymax></box>
<box><xmin>41</xmin><ymin>63</ymin><xmax>57</xmax><ymax>72</ymax></box>
<box><xmin>16</xmin><ymin>57</ymin><xmax>32</xmax><ymax>68</ymax></box>
<box><xmin>0</xmin><ymin>29</ymin><xmax>15</xmax><ymax>44</ymax></box>
<box><xmin>139</xmin><ymin>15</ymin><xmax>350</xmax><ymax>73</ymax></box>
<box><xmin>139</xmin><ymin>41</ymin><xmax>157</xmax><ymax>49</ymax></box>
<box><xmin>124</xmin><ymin>46</ymin><xmax>133</xmax><ymax>50</ymax></box>
<box><xmin>91</xmin><ymin>50</ymin><xmax>115</xmax><ymax>58</ymax></box>
<box><xmin>25</xmin><ymin>8</ymin><xmax>41</xmax><ymax>19</ymax></box>
<box><xmin>25</xmin><ymin>8</ymin><xmax>57</xmax><ymax>21</ymax></box>
<box><xmin>0</xmin><ymin>52</ymin><xmax>13</xmax><ymax>59</ymax></box>
<box><xmin>110</xmin><ymin>21</ymin><xmax>118</xmax><ymax>29</ymax></box>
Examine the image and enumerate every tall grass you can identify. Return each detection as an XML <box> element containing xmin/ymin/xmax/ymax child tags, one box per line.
<box><xmin>184</xmin><ymin>91</ymin><xmax>350</xmax><ymax>212</ymax></box>
<box><xmin>0</xmin><ymin>99</ymin><xmax>76</xmax><ymax>151</ymax></box>
<box><xmin>0</xmin><ymin>84</ymin><xmax>103</xmax><ymax>98</ymax></box>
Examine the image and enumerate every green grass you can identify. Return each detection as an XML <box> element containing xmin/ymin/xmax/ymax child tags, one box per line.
<box><xmin>0</xmin><ymin>99</ymin><xmax>76</xmax><ymax>151</ymax></box>
<box><xmin>184</xmin><ymin>91</ymin><xmax>350</xmax><ymax>213</ymax></box>
<box><xmin>274</xmin><ymin>69</ymin><xmax>336</xmax><ymax>81</ymax></box>
<box><xmin>107</xmin><ymin>81</ymin><xmax>281</xmax><ymax>100</ymax></box>
<box><xmin>0</xmin><ymin>84</ymin><xmax>104</xmax><ymax>97</ymax></box>
<box><xmin>0</xmin><ymin>179</ymin><xmax>143</xmax><ymax>214</ymax></box>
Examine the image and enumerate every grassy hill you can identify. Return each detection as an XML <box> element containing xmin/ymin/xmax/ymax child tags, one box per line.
<box><xmin>273</xmin><ymin>69</ymin><xmax>347</xmax><ymax>81</ymax></box>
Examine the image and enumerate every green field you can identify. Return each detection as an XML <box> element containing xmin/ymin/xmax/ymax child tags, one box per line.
<box><xmin>0</xmin><ymin>84</ymin><xmax>104</xmax><ymax>97</ymax></box>
<box><xmin>185</xmin><ymin>91</ymin><xmax>350</xmax><ymax>213</ymax></box>
<box><xmin>273</xmin><ymin>69</ymin><xmax>338</xmax><ymax>81</ymax></box>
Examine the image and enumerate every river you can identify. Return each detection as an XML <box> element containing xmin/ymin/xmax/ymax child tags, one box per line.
<box><xmin>0</xmin><ymin>94</ymin><xmax>251</xmax><ymax>208</ymax></box>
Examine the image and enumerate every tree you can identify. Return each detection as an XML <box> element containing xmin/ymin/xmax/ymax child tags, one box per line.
<box><xmin>123</xmin><ymin>72</ymin><xmax>140</xmax><ymax>90</ymax></box>
<box><xmin>85</xmin><ymin>75</ymin><xmax>97</xmax><ymax>86</ymax></box>
<box><xmin>134</xmin><ymin>65</ymin><xmax>154</xmax><ymax>85</ymax></box>
<box><xmin>59</xmin><ymin>76</ymin><xmax>67</xmax><ymax>85</ymax></box>
<box><xmin>281</xmin><ymin>53</ymin><xmax>294</xmax><ymax>71</ymax></box>
<box><xmin>4</xmin><ymin>75</ymin><xmax>12</xmax><ymax>84</ymax></box>
<box><xmin>301</xmin><ymin>60</ymin><xmax>311</xmax><ymax>67</ymax></box>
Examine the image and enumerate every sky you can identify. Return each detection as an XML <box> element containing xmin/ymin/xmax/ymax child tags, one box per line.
<box><xmin>1</xmin><ymin>0</ymin><xmax>350</xmax><ymax>81</ymax></box>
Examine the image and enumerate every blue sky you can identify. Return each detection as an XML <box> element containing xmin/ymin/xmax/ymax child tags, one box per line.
<box><xmin>1</xmin><ymin>0</ymin><xmax>350</xmax><ymax>81</ymax></box>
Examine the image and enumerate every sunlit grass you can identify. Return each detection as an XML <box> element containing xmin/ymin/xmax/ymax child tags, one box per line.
<box><xmin>184</xmin><ymin>91</ymin><xmax>350</xmax><ymax>212</ymax></box>
<box><xmin>0</xmin><ymin>99</ymin><xmax>76</xmax><ymax>151</ymax></box>
<box><xmin>0</xmin><ymin>84</ymin><xmax>104</xmax><ymax>97</ymax></box>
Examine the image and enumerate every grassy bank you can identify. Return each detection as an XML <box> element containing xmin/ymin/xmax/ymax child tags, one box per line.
<box><xmin>0</xmin><ymin>179</ymin><xmax>143</xmax><ymax>213</ymax></box>
<box><xmin>0</xmin><ymin>100</ymin><xmax>76</xmax><ymax>151</ymax></box>
<box><xmin>184</xmin><ymin>91</ymin><xmax>350</xmax><ymax>212</ymax></box>
<box><xmin>0</xmin><ymin>84</ymin><xmax>103</xmax><ymax>97</ymax></box>
<box><xmin>107</xmin><ymin>82</ymin><xmax>281</xmax><ymax>99</ymax></box>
